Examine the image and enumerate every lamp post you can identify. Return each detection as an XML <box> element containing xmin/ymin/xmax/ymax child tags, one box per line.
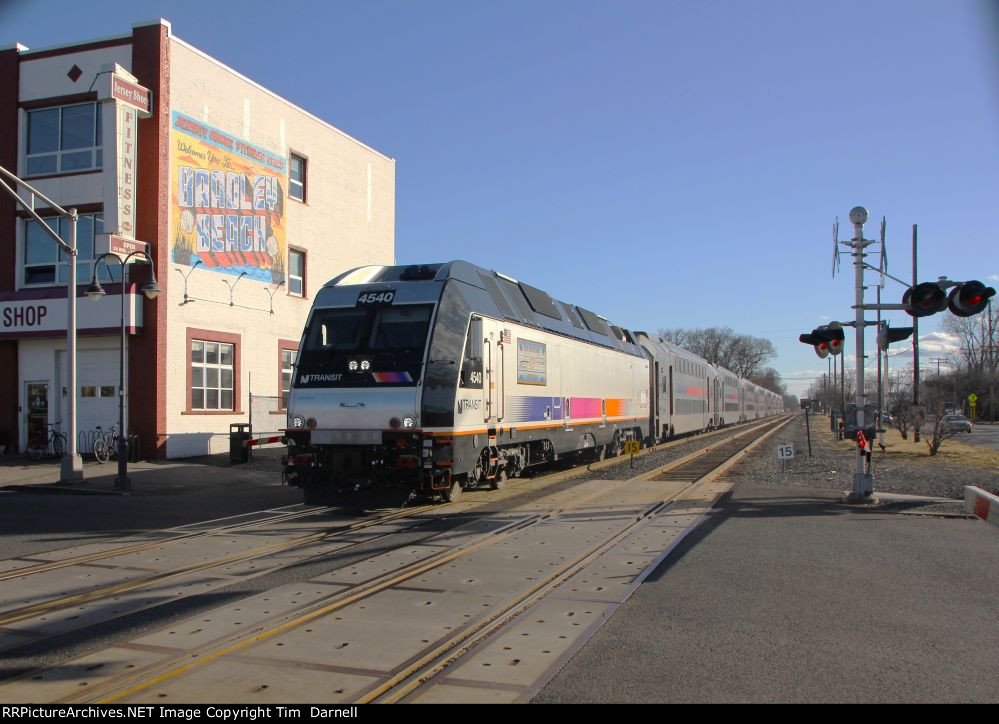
<box><xmin>86</xmin><ymin>251</ymin><xmax>160</xmax><ymax>491</ymax></box>
<box><xmin>0</xmin><ymin>164</ymin><xmax>84</xmax><ymax>481</ymax></box>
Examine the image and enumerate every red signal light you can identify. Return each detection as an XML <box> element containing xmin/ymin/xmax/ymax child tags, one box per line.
<box><xmin>947</xmin><ymin>281</ymin><xmax>995</xmax><ymax>318</ymax></box>
<box><xmin>904</xmin><ymin>282</ymin><xmax>947</xmax><ymax>317</ymax></box>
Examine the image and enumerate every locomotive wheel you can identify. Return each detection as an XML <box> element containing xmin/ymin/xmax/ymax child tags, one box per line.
<box><xmin>443</xmin><ymin>479</ymin><xmax>463</xmax><ymax>502</ymax></box>
<box><xmin>589</xmin><ymin>445</ymin><xmax>606</xmax><ymax>463</ymax></box>
<box><xmin>609</xmin><ymin>437</ymin><xmax>623</xmax><ymax>458</ymax></box>
<box><xmin>490</xmin><ymin>467</ymin><xmax>507</xmax><ymax>490</ymax></box>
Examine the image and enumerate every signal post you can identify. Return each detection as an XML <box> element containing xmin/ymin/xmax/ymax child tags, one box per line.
<box><xmin>803</xmin><ymin>206</ymin><xmax>994</xmax><ymax>504</ymax></box>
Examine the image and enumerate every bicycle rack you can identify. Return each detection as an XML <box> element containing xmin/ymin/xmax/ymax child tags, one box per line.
<box><xmin>79</xmin><ymin>430</ymin><xmax>102</xmax><ymax>457</ymax></box>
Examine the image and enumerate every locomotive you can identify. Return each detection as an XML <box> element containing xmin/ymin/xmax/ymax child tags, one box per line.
<box><xmin>283</xmin><ymin>260</ymin><xmax>782</xmax><ymax>504</ymax></box>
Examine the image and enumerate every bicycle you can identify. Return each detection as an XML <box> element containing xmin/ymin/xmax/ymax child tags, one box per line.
<box><xmin>93</xmin><ymin>424</ymin><xmax>120</xmax><ymax>464</ymax></box>
<box><xmin>26</xmin><ymin>421</ymin><xmax>67</xmax><ymax>462</ymax></box>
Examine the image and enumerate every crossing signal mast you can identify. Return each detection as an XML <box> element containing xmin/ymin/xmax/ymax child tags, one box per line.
<box><xmin>820</xmin><ymin>206</ymin><xmax>996</xmax><ymax>503</ymax></box>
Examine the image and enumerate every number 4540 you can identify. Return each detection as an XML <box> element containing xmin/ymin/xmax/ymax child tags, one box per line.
<box><xmin>357</xmin><ymin>291</ymin><xmax>395</xmax><ymax>305</ymax></box>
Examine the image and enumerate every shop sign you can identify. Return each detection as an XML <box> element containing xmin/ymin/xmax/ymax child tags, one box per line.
<box><xmin>0</xmin><ymin>296</ymin><xmax>143</xmax><ymax>339</ymax></box>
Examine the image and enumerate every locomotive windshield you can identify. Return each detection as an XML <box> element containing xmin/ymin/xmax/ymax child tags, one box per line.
<box><xmin>295</xmin><ymin>304</ymin><xmax>434</xmax><ymax>387</ymax></box>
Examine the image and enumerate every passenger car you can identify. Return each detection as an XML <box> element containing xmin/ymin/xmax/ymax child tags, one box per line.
<box><xmin>940</xmin><ymin>414</ymin><xmax>973</xmax><ymax>434</ymax></box>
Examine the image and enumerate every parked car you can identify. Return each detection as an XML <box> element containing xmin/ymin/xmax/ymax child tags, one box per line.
<box><xmin>940</xmin><ymin>414</ymin><xmax>973</xmax><ymax>434</ymax></box>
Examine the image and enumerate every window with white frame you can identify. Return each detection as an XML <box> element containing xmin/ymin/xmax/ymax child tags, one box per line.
<box><xmin>281</xmin><ymin>348</ymin><xmax>297</xmax><ymax>409</ymax></box>
<box><xmin>23</xmin><ymin>213</ymin><xmax>121</xmax><ymax>286</ymax></box>
<box><xmin>289</xmin><ymin>154</ymin><xmax>306</xmax><ymax>202</ymax></box>
<box><xmin>288</xmin><ymin>248</ymin><xmax>305</xmax><ymax>296</ymax></box>
<box><xmin>25</xmin><ymin>103</ymin><xmax>102</xmax><ymax>176</ymax></box>
<box><xmin>191</xmin><ymin>340</ymin><xmax>235</xmax><ymax>411</ymax></box>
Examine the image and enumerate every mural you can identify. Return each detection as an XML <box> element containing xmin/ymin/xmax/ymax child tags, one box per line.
<box><xmin>170</xmin><ymin>111</ymin><xmax>287</xmax><ymax>283</ymax></box>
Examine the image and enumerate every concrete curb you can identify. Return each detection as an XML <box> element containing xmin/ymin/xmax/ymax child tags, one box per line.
<box><xmin>964</xmin><ymin>486</ymin><xmax>999</xmax><ymax>527</ymax></box>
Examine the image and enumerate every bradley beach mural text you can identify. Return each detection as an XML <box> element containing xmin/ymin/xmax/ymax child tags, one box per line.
<box><xmin>170</xmin><ymin>111</ymin><xmax>288</xmax><ymax>284</ymax></box>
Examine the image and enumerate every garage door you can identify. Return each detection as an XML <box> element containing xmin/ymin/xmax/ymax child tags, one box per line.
<box><xmin>59</xmin><ymin>349</ymin><xmax>119</xmax><ymax>453</ymax></box>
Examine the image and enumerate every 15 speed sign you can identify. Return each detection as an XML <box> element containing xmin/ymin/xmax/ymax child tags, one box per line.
<box><xmin>777</xmin><ymin>443</ymin><xmax>794</xmax><ymax>460</ymax></box>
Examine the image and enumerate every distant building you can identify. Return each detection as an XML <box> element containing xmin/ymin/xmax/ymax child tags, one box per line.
<box><xmin>0</xmin><ymin>19</ymin><xmax>396</xmax><ymax>458</ymax></box>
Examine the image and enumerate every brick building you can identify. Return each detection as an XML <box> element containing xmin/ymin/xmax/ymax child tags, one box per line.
<box><xmin>0</xmin><ymin>19</ymin><xmax>396</xmax><ymax>458</ymax></box>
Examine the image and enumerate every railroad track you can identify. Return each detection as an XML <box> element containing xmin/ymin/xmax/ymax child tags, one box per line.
<box><xmin>0</xmin><ymin>418</ymin><xmax>783</xmax><ymax>648</ymax></box>
<box><xmin>0</xmin><ymin>415</ymin><xmax>791</xmax><ymax>703</ymax></box>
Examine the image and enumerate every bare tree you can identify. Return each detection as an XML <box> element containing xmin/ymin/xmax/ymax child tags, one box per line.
<box><xmin>920</xmin><ymin>400</ymin><xmax>960</xmax><ymax>457</ymax></box>
<box><xmin>887</xmin><ymin>367</ymin><xmax>913</xmax><ymax>439</ymax></box>
<box><xmin>749</xmin><ymin>366</ymin><xmax>785</xmax><ymax>395</ymax></box>
<box><xmin>657</xmin><ymin>326</ymin><xmax>776</xmax><ymax>378</ymax></box>
<box><xmin>941</xmin><ymin>308</ymin><xmax>998</xmax><ymax>374</ymax></box>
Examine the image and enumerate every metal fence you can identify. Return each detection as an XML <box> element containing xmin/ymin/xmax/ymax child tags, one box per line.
<box><xmin>248</xmin><ymin>394</ymin><xmax>285</xmax><ymax>442</ymax></box>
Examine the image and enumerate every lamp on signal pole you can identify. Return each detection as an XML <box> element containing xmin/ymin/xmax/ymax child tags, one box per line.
<box><xmin>86</xmin><ymin>250</ymin><xmax>160</xmax><ymax>491</ymax></box>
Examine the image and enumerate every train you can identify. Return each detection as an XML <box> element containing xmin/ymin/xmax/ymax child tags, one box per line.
<box><xmin>283</xmin><ymin>260</ymin><xmax>783</xmax><ymax>503</ymax></box>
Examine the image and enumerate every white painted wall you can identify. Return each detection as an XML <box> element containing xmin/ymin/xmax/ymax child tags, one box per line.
<box><xmin>164</xmin><ymin>36</ymin><xmax>396</xmax><ymax>457</ymax></box>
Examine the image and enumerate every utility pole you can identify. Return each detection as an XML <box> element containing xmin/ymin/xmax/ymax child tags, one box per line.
<box><xmin>912</xmin><ymin>224</ymin><xmax>920</xmax><ymax>443</ymax></box>
<box><xmin>847</xmin><ymin>208</ymin><xmax>874</xmax><ymax>501</ymax></box>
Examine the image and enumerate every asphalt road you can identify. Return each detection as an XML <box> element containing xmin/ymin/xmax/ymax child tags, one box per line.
<box><xmin>963</xmin><ymin>421</ymin><xmax>999</xmax><ymax>451</ymax></box>
<box><xmin>534</xmin><ymin>483</ymin><xmax>999</xmax><ymax>704</ymax></box>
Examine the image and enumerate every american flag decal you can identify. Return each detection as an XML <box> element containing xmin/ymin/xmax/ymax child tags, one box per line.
<box><xmin>501</xmin><ymin>329</ymin><xmax>512</xmax><ymax>345</ymax></box>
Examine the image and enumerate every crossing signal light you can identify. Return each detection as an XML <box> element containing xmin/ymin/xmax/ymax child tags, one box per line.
<box><xmin>947</xmin><ymin>280</ymin><xmax>995</xmax><ymax>317</ymax></box>
<box><xmin>877</xmin><ymin>324</ymin><xmax>913</xmax><ymax>351</ymax></box>
<box><xmin>814</xmin><ymin>323</ymin><xmax>844</xmax><ymax>356</ymax></box>
<box><xmin>798</xmin><ymin>332</ymin><xmax>830</xmax><ymax>359</ymax></box>
<box><xmin>903</xmin><ymin>282</ymin><xmax>947</xmax><ymax>317</ymax></box>
<box><xmin>799</xmin><ymin>324</ymin><xmax>843</xmax><ymax>359</ymax></box>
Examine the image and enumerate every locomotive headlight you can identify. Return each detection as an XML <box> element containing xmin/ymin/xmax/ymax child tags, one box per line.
<box><xmin>348</xmin><ymin>356</ymin><xmax>372</xmax><ymax>373</ymax></box>
<box><xmin>290</xmin><ymin>415</ymin><xmax>305</xmax><ymax>429</ymax></box>
<box><xmin>402</xmin><ymin>416</ymin><xmax>416</xmax><ymax>429</ymax></box>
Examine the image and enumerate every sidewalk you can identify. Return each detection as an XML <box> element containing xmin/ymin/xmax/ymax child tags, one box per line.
<box><xmin>0</xmin><ymin>449</ymin><xmax>284</xmax><ymax>495</ymax></box>
<box><xmin>537</xmin><ymin>481</ymin><xmax>999</xmax><ymax>703</ymax></box>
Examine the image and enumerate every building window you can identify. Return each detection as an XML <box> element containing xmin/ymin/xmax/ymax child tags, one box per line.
<box><xmin>23</xmin><ymin>213</ymin><xmax>120</xmax><ymax>286</ymax></box>
<box><xmin>288</xmin><ymin>248</ymin><xmax>305</xmax><ymax>296</ymax></box>
<box><xmin>186</xmin><ymin>329</ymin><xmax>241</xmax><ymax>414</ymax></box>
<box><xmin>279</xmin><ymin>343</ymin><xmax>299</xmax><ymax>410</ymax></box>
<box><xmin>25</xmin><ymin>103</ymin><xmax>102</xmax><ymax>176</ymax></box>
<box><xmin>191</xmin><ymin>340</ymin><xmax>235</xmax><ymax>411</ymax></box>
<box><xmin>289</xmin><ymin>154</ymin><xmax>306</xmax><ymax>202</ymax></box>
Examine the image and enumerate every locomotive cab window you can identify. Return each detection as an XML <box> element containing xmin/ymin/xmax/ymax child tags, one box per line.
<box><xmin>296</xmin><ymin>305</ymin><xmax>433</xmax><ymax>387</ymax></box>
<box><xmin>459</xmin><ymin>317</ymin><xmax>484</xmax><ymax>389</ymax></box>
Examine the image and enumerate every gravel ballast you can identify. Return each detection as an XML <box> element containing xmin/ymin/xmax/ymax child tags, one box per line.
<box><xmin>723</xmin><ymin>413</ymin><xmax>999</xmax><ymax>515</ymax></box>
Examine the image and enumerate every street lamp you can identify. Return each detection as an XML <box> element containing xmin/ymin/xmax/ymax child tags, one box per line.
<box><xmin>0</xmin><ymin>164</ymin><xmax>84</xmax><ymax>482</ymax></box>
<box><xmin>86</xmin><ymin>250</ymin><xmax>160</xmax><ymax>491</ymax></box>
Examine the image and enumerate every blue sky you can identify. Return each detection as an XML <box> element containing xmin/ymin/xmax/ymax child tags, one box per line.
<box><xmin>3</xmin><ymin>0</ymin><xmax>997</xmax><ymax>397</ymax></box>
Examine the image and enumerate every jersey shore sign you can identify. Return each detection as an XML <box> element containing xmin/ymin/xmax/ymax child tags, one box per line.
<box><xmin>97</xmin><ymin>66</ymin><xmax>152</xmax><ymax>260</ymax></box>
<box><xmin>170</xmin><ymin>111</ymin><xmax>287</xmax><ymax>284</ymax></box>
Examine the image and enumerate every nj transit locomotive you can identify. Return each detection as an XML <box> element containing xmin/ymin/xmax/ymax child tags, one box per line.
<box><xmin>283</xmin><ymin>261</ymin><xmax>782</xmax><ymax>503</ymax></box>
